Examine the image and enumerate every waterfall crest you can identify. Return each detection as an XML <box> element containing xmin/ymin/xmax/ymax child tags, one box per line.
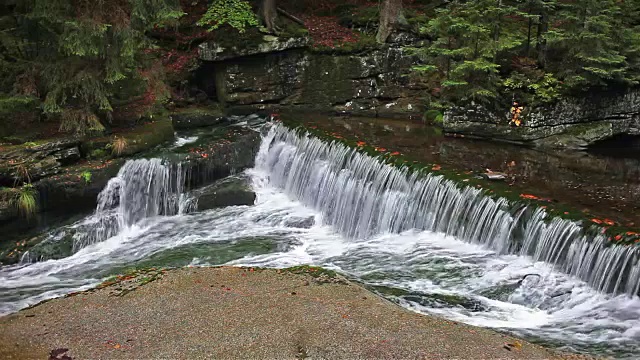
<box><xmin>72</xmin><ymin>159</ymin><xmax>194</xmax><ymax>251</ymax></box>
<box><xmin>258</xmin><ymin>124</ymin><xmax>640</xmax><ymax>296</ymax></box>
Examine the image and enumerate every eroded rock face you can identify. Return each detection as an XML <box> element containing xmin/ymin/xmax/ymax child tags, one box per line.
<box><xmin>0</xmin><ymin>138</ymin><xmax>82</xmax><ymax>184</ymax></box>
<box><xmin>194</xmin><ymin>175</ymin><xmax>256</xmax><ymax>211</ymax></box>
<box><xmin>199</xmin><ymin>36</ymin><xmax>310</xmax><ymax>62</ymax></box>
<box><xmin>443</xmin><ymin>90</ymin><xmax>640</xmax><ymax>149</ymax></box>
<box><xmin>199</xmin><ymin>45</ymin><xmax>426</xmax><ymax>118</ymax></box>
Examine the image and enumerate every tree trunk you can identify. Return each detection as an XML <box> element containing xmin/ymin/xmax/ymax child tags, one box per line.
<box><xmin>260</xmin><ymin>0</ymin><xmax>278</xmax><ymax>34</ymax></box>
<box><xmin>376</xmin><ymin>0</ymin><xmax>403</xmax><ymax>44</ymax></box>
<box><xmin>536</xmin><ymin>12</ymin><xmax>548</xmax><ymax>67</ymax></box>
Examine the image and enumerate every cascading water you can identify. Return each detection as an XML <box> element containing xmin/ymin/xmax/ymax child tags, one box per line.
<box><xmin>260</xmin><ymin>124</ymin><xmax>640</xmax><ymax>297</ymax></box>
<box><xmin>21</xmin><ymin>158</ymin><xmax>195</xmax><ymax>262</ymax></box>
<box><xmin>3</xmin><ymin>122</ymin><xmax>640</xmax><ymax>357</ymax></box>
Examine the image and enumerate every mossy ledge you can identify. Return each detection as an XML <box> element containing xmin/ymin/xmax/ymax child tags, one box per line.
<box><xmin>279</xmin><ymin>119</ymin><xmax>640</xmax><ymax>247</ymax></box>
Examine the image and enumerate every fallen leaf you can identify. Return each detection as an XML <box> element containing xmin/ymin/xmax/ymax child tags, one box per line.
<box><xmin>432</xmin><ymin>164</ymin><xmax>441</xmax><ymax>171</ymax></box>
<box><xmin>520</xmin><ymin>194</ymin><xmax>540</xmax><ymax>200</ymax></box>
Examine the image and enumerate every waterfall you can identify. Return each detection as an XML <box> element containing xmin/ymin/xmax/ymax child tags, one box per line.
<box><xmin>72</xmin><ymin>159</ymin><xmax>194</xmax><ymax>251</ymax></box>
<box><xmin>258</xmin><ymin>124</ymin><xmax>640</xmax><ymax>297</ymax></box>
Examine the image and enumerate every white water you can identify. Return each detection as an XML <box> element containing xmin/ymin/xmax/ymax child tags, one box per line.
<box><xmin>1</xmin><ymin>124</ymin><xmax>640</xmax><ymax>357</ymax></box>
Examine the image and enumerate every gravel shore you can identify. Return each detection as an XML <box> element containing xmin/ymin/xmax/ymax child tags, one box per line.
<box><xmin>0</xmin><ymin>266</ymin><xmax>592</xmax><ymax>359</ymax></box>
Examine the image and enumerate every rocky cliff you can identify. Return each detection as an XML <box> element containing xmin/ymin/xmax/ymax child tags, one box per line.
<box><xmin>197</xmin><ymin>35</ymin><xmax>427</xmax><ymax>119</ymax></box>
<box><xmin>443</xmin><ymin>89</ymin><xmax>640</xmax><ymax>149</ymax></box>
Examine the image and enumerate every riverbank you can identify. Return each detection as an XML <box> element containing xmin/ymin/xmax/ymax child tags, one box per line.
<box><xmin>0</xmin><ymin>266</ymin><xmax>589</xmax><ymax>360</ymax></box>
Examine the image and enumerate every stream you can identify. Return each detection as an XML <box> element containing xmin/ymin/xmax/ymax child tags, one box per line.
<box><xmin>1</xmin><ymin>123</ymin><xmax>640</xmax><ymax>358</ymax></box>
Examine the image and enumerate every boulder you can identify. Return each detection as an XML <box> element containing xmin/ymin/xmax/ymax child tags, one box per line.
<box><xmin>114</xmin><ymin>117</ymin><xmax>175</xmax><ymax>156</ymax></box>
<box><xmin>0</xmin><ymin>199</ymin><xmax>17</xmax><ymax>223</ymax></box>
<box><xmin>195</xmin><ymin>176</ymin><xmax>256</xmax><ymax>211</ymax></box>
<box><xmin>282</xmin><ymin>216</ymin><xmax>316</xmax><ymax>229</ymax></box>
<box><xmin>179</xmin><ymin>129</ymin><xmax>262</xmax><ymax>189</ymax></box>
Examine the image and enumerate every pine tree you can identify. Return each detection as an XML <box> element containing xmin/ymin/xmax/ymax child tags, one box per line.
<box><xmin>417</xmin><ymin>0</ymin><xmax>522</xmax><ymax>104</ymax></box>
<box><xmin>544</xmin><ymin>0</ymin><xmax>634</xmax><ymax>90</ymax></box>
<box><xmin>9</xmin><ymin>0</ymin><xmax>183</xmax><ymax>134</ymax></box>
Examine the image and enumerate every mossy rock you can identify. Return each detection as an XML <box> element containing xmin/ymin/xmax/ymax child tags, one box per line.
<box><xmin>112</xmin><ymin>117</ymin><xmax>175</xmax><ymax>157</ymax></box>
<box><xmin>171</xmin><ymin>106</ymin><xmax>227</xmax><ymax>130</ymax></box>
<box><xmin>195</xmin><ymin>175</ymin><xmax>256</xmax><ymax>211</ymax></box>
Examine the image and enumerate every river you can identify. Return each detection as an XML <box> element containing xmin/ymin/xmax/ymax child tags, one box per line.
<box><xmin>1</xmin><ymin>123</ymin><xmax>640</xmax><ymax>358</ymax></box>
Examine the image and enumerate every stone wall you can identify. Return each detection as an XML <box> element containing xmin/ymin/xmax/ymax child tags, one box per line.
<box><xmin>198</xmin><ymin>37</ymin><xmax>427</xmax><ymax>119</ymax></box>
<box><xmin>443</xmin><ymin>90</ymin><xmax>640</xmax><ymax>149</ymax></box>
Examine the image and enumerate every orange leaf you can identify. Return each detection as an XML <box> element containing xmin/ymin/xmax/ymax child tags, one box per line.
<box><xmin>390</xmin><ymin>151</ymin><xmax>401</xmax><ymax>156</ymax></box>
<box><xmin>591</xmin><ymin>218</ymin><xmax>603</xmax><ymax>224</ymax></box>
<box><xmin>375</xmin><ymin>147</ymin><xmax>387</xmax><ymax>152</ymax></box>
<box><xmin>614</xmin><ymin>235</ymin><xmax>623</xmax><ymax>241</ymax></box>
<box><xmin>432</xmin><ymin>164</ymin><xmax>441</xmax><ymax>171</ymax></box>
<box><xmin>356</xmin><ymin>141</ymin><xmax>366</xmax><ymax>147</ymax></box>
<box><xmin>520</xmin><ymin>194</ymin><xmax>540</xmax><ymax>200</ymax></box>
<box><xmin>603</xmin><ymin>219</ymin><xmax>615</xmax><ymax>226</ymax></box>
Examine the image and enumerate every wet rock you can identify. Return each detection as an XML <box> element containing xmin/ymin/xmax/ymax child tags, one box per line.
<box><xmin>199</xmin><ymin>46</ymin><xmax>425</xmax><ymax>118</ymax></box>
<box><xmin>402</xmin><ymin>292</ymin><xmax>488</xmax><ymax>312</ymax></box>
<box><xmin>171</xmin><ymin>107</ymin><xmax>228</xmax><ymax>130</ymax></box>
<box><xmin>283</xmin><ymin>216</ymin><xmax>316</xmax><ymax>229</ymax></box>
<box><xmin>20</xmin><ymin>229</ymin><xmax>76</xmax><ymax>263</ymax></box>
<box><xmin>180</xmin><ymin>129</ymin><xmax>261</xmax><ymax>189</ymax></box>
<box><xmin>481</xmin><ymin>170</ymin><xmax>508</xmax><ymax>181</ymax></box>
<box><xmin>195</xmin><ymin>176</ymin><xmax>256</xmax><ymax>211</ymax></box>
<box><xmin>0</xmin><ymin>138</ymin><xmax>82</xmax><ymax>184</ymax></box>
<box><xmin>0</xmin><ymin>200</ymin><xmax>17</xmax><ymax>223</ymax></box>
<box><xmin>443</xmin><ymin>89</ymin><xmax>640</xmax><ymax>149</ymax></box>
<box><xmin>114</xmin><ymin>117</ymin><xmax>175</xmax><ymax>157</ymax></box>
<box><xmin>199</xmin><ymin>36</ymin><xmax>310</xmax><ymax>62</ymax></box>
<box><xmin>53</xmin><ymin>146</ymin><xmax>81</xmax><ymax>165</ymax></box>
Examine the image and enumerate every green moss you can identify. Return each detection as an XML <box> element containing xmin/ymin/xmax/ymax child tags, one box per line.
<box><xmin>282</xmin><ymin>265</ymin><xmax>339</xmax><ymax>279</ymax></box>
<box><xmin>114</xmin><ymin>116</ymin><xmax>175</xmax><ymax>157</ymax></box>
<box><xmin>213</xmin><ymin>26</ymin><xmax>265</xmax><ymax>49</ymax></box>
<box><xmin>368</xmin><ymin>284</ymin><xmax>411</xmax><ymax>297</ymax></box>
<box><xmin>280</xmin><ymin>22</ymin><xmax>309</xmax><ymax>38</ymax></box>
<box><xmin>310</xmin><ymin>33</ymin><xmax>378</xmax><ymax>54</ymax></box>
<box><xmin>281</xmin><ymin>118</ymin><xmax>640</xmax><ymax>247</ymax></box>
<box><xmin>89</xmin><ymin>148</ymin><xmax>109</xmax><ymax>159</ymax></box>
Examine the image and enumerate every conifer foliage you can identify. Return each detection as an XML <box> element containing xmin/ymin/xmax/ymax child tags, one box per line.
<box><xmin>416</xmin><ymin>0</ymin><xmax>640</xmax><ymax>109</ymax></box>
<box><xmin>2</xmin><ymin>0</ymin><xmax>183</xmax><ymax>134</ymax></box>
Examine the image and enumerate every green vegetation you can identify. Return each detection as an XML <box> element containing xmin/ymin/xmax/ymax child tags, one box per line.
<box><xmin>198</xmin><ymin>0</ymin><xmax>259</xmax><ymax>33</ymax></box>
<box><xmin>0</xmin><ymin>0</ymin><xmax>183</xmax><ymax>135</ymax></box>
<box><xmin>1</xmin><ymin>184</ymin><xmax>38</xmax><ymax>218</ymax></box>
<box><xmin>80</xmin><ymin>171</ymin><xmax>92</xmax><ymax>184</ymax></box>
<box><xmin>414</xmin><ymin>0</ymin><xmax>640</xmax><ymax>109</ymax></box>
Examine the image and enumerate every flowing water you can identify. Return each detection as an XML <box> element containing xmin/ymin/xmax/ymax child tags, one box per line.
<box><xmin>2</xmin><ymin>124</ymin><xmax>640</xmax><ymax>357</ymax></box>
